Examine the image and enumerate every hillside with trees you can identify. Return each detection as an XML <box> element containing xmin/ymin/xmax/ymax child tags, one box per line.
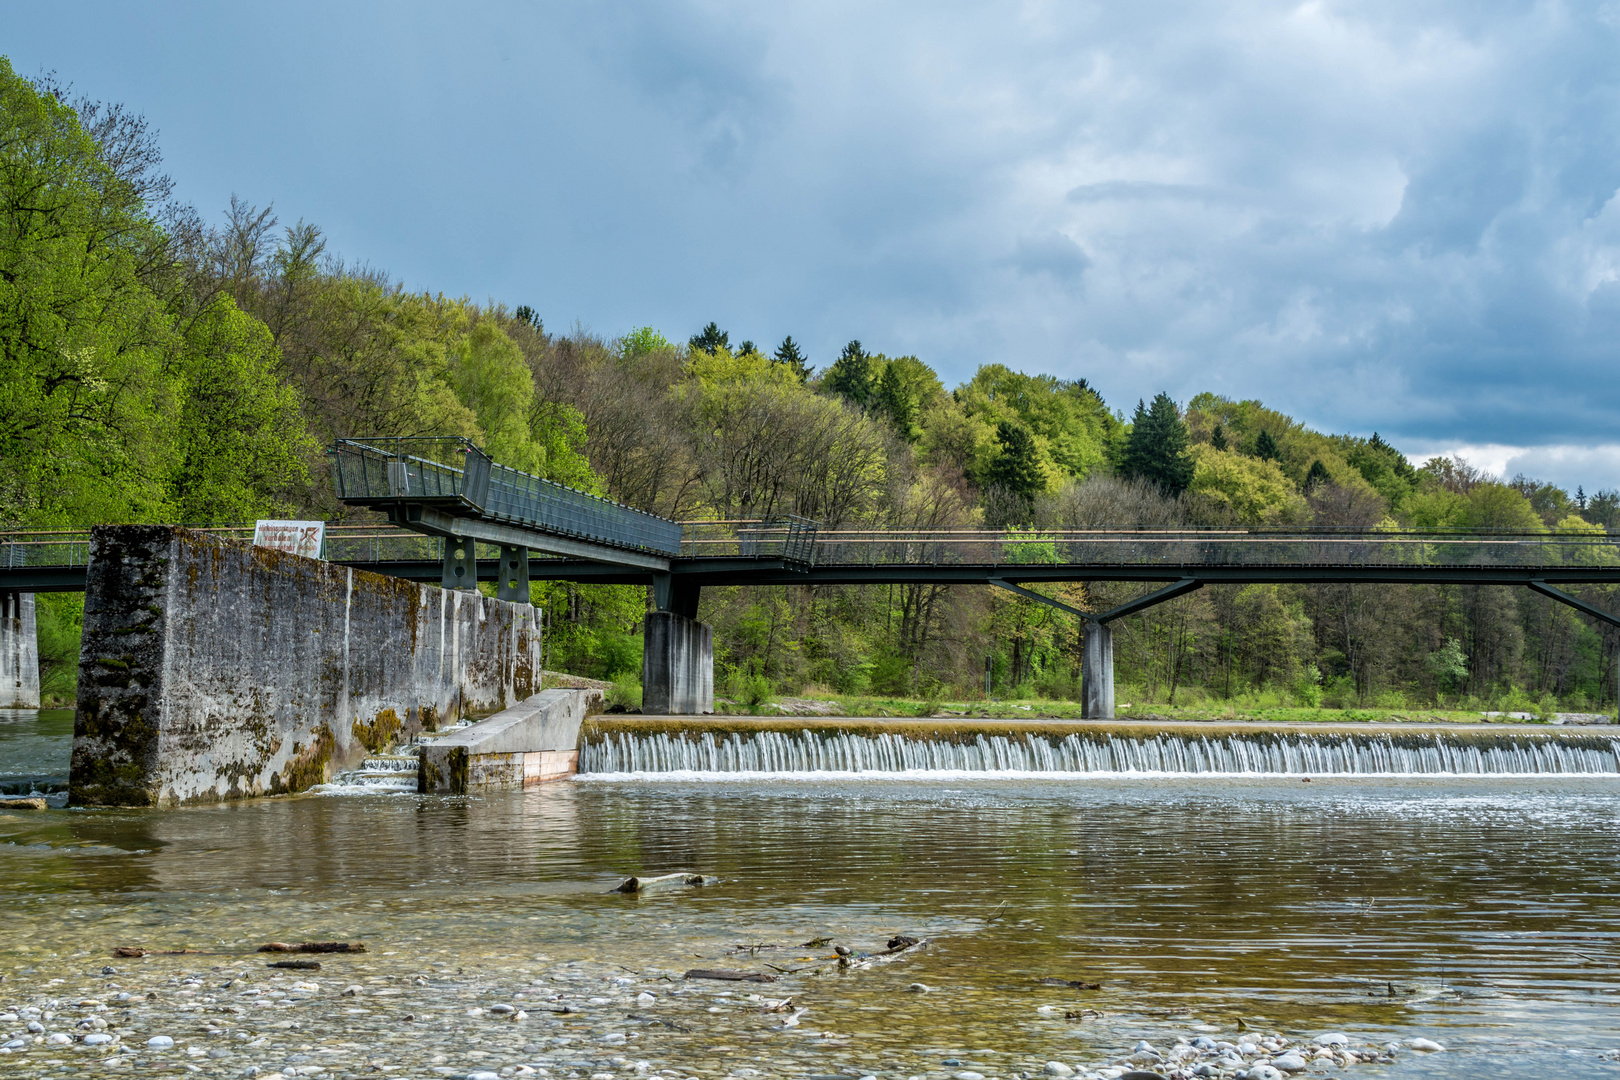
<box><xmin>5</xmin><ymin>60</ymin><xmax>1618</xmax><ymax>712</ymax></box>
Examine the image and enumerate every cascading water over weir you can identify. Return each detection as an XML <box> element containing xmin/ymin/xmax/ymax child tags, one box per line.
<box><xmin>579</xmin><ymin>722</ymin><xmax>1620</xmax><ymax>779</ymax></box>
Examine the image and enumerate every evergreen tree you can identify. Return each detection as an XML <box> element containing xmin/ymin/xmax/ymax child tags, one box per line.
<box><xmin>736</xmin><ymin>340</ymin><xmax>757</xmax><ymax>357</ymax></box>
<box><xmin>513</xmin><ymin>305</ymin><xmax>541</xmax><ymax>331</ymax></box>
<box><xmin>1253</xmin><ymin>429</ymin><xmax>1282</xmax><ymax>462</ymax></box>
<box><xmin>1304</xmin><ymin>459</ymin><xmax>1331</xmax><ymax>492</ymax></box>
<box><xmin>822</xmin><ymin>339</ymin><xmax>878</xmax><ymax>407</ymax></box>
<box><xmin>1576</xmin><ymin>485</ymin><xmax>1587</xmax><ymax>511</ymax></box>
<box><xmin>774</xmin><ymin>335</ymin><xmax>811</xmax><ymax>381</ymax></box>
<box><xmin>876</xmin><ymin>363</ymin><xmax>919</xmax><ymax>441</ymax></box>
<box><xmin>1210</xmin><ymin>423</ymin><xmax>1228</xmax><ymax>451</ymax></box>
<box><xmin>986</xmin><ymin>420</ymin><xmax>1045</xmax><ymax>498</ymax></box>
<box><xmin>1120</xmin><ymin>394</ymin><xmax>1194</xmax><ymax>496</ymax></box>
<box><xmin>689</xmin><ymin>322</ymin><xmax>728</xmax><ymax>355</ymax></box>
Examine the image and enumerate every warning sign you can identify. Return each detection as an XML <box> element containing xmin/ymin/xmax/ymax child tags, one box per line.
<box><xmin>252</xmin><ymin>520</ymin><xmax>326</xmax><ymax>560</ymax></box>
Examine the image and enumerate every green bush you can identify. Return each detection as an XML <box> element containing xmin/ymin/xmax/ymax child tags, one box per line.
<box><xmin>36</xmin><ymin>595</ymin><xmax>84</xmax><ymax>705</ymax></box>
<box><xmin>606</xmin><ymin>673</ymin><xmax>642</xmax><ymax>711</ymax></box>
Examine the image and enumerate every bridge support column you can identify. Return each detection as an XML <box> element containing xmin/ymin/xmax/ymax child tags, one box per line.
<box><xmin>441</xmin><ymin>536</ymin><xmax>478</xmax><ymax>592</ymax></box>
<box><xmin>1</xmin><ymin>592</ymin><xmax>40</xmax><ymax>709</ymax></box>
<box><xmin>1082</xmin><ymin>620</ymin><xmax>1113</xmax><ymax>720</ymax></box>
<box><xmin>496</xmin><ymin>545</ymin><xmax>530</xmax><ymax>604</ymax></box>
<box><xmin>643</xmin><ymin>608</ymin><xmax>712</xmax><ymax>716</ymax></box>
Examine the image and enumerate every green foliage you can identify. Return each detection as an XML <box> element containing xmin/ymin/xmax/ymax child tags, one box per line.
<box><xmin>1426</xmin><ymin>637</ymin><xmax>1469</xmax><ymax>695</ymax></box>
<box><xmin>821</xmin><ymin>340</ymin><xmax>878</xmax><ymax>407</ymax></box>
<box><xmin>1188</xmin><ymin>445</ymin><xmax>1308</xmax><ymax>523</ymax></box>
<box><xmin>0</xmin><ymin>63</ymin><xmax>315</xmax><ymax>528</ymax></box>
<box><xmin>1253</xmin><ymin>429</ymin><xmax>1282</xmax><ymax>462</ymax></box>
<box><xmin>1303</xmin><ymin>459</ymin><xmax>1332</xmax><ymax>493</ymax></box>
<box><xmin>35</xmin><ymin>594</ymin><xmax>83</xmax><ymax>704</ymax></box>
<box><xmin>1210</xmin><ymin>424</ymin><xmax>1228</xmax><ymax>451</ymax></box>
<box><xmin>773</xmin><ymin>335</ymin><xmax>811</xmax><ymax>380</ymax></box>
<box><xmin>1120</xmin><ymin>394</ymin><xmax>1194</xmax><ymax>495</ymax></box>
<box><xmin>621</xmin><ymin>326</ymin><xmax>671</xmax><ymax>358</ymax></box>
<box><xmin>955</xmin><ymin>365</ymin><xmax>1117</xmax><ymax>482</ymax></box>
<box><xmin>606</xmin><ymin>672</ymin><xmax>643</xmax><ymax>711</ymax></box>
<box><xmin>689</xmin><ymin>321</ymin><xmax>728</xmax><ymax>355</ymax></box>
<box><xmin>986</xmin><ymin>421</ymin><xmax>1046</xmax><ymax>501</ymax></box>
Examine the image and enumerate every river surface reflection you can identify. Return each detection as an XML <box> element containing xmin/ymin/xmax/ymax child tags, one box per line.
<box><xmin>3</xmin><ymin>708</ymin><xmax>1620</xmax><ymax>1077</ymax></box>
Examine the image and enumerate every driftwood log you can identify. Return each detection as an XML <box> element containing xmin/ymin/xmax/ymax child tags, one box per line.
<box><xmin>267</xmin><ymin>960</ymin><xmax>322</xmax><ymax>970</ymax></box>
<box><xmin>258</xmin><ymin>942</ymin><xmax>366</xmax><ymax>953</ymax></box>
<box><xmin>684</xmin><ymin>969</ymin><xmax>777</xmax><ymax>983</ymax></box>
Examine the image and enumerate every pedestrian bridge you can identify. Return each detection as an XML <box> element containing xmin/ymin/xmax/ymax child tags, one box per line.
<box><xmin>6</xmin><ymin>437</ymin><xmax>1620</xmax><ymax>719</ymax></box>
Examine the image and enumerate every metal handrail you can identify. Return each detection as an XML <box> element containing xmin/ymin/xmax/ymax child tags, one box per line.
<box><xmin>328</xmin><ymin>437</ymin><xmax>682</xmax><ymax>556</ymax></box>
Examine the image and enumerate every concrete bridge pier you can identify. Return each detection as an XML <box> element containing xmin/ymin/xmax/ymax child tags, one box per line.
<box><xmin>1</xmin><ymin>592</ymin><xmax>40</xmax><ymax>709</ymax></box>
<box><xmin>644</xmin><ymin>574</ymin><xmax>712</xmax><ymax>714</ymax></box>
<box><xmin>1082</xmin><ymin>620</ymin><xmax>1114</xmax><ymax>720</ymax></box>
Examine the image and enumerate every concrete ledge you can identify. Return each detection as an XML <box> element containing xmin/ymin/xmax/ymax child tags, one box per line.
<box><xmin>419</xmin><ymin>687</ymin><xmax>602</xmax><ymax>793</ymax></box>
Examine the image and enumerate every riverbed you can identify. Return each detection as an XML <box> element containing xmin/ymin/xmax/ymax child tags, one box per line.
<box><xmin>4</xmin><ymin>707</ymin><xmax>1620</xmax><ymax>1078</ymax></box>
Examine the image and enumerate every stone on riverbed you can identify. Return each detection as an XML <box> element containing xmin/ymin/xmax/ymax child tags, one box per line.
<box><xmin>1271</xmin><ymin>1051</ymin><xmax>1308</xmax><ymax>1072</ymax></box>
<box><xmin>1409</xmin><ymin>1037</ymin><xmax>1446</xmax><ymax>1052</ymax></box>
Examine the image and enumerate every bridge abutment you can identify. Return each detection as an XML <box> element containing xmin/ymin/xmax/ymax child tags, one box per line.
<box><xmin>1</xmin><ymin>592</ymin><xmax>40</xmax><ymax>709</ymax></box>
<box><xmin>69</xmin><ymin>525</ymin><xmax>540</xmax><ymax>806</ymax></box>
<box><xmin>1082</xmin><ymin>621</ymin><xmax>1114</xmax><ymax>720</ymax></box>
<box><xmin>643</xmin><ymin>610</ymin><xmax>713</xmax><ymax>715</ymax></box>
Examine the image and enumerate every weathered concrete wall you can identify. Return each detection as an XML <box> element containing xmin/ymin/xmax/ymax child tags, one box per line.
<box><xmin>419</xmin><ymin>686</ymin><xmax>603</xmax><ymax>793</ymax></box>
<box><xmin>0</xmin><ymin>593</ymin><xmax>40</xmax><ymax>709</ymax></box>
<box><xmin>642</xmin><ymin>611</ymin><xmax>712</xmax><ymax>715</ymax></box>
<box><xmin>70</xmin><ymin>525</ymin><xmax>540</xmax><ymax>806</ymax></box>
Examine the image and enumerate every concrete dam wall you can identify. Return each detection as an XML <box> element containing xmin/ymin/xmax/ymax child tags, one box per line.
<box><xmin>70</xmin><ymin>525</ymin><xmax>540</xmax><ymax>806</ymax></box>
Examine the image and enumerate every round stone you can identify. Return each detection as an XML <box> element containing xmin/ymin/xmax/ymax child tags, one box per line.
<box><xmin>1271</xmin><ymin>1052</ymin><xmax>1308</xmax><ymax>1072</ymax></box>
<box><xmin>46</xmin><ymin>1033</ymin><xmax>71</xmax><ymax>1045</ymax></box>
<box><xmin>1409</xmin><ymin>1038</ymin><xmax>1445</xmax><ymax>1052</ymax></box>
<box><xmin>1312</xmin><ymin>1032</ymin><xmax>1349</xmax><ymax>1047</ymax></box>
<box><xmin>147</xmin><ymin>1036</ymin><xmax>175</xmax><ymax>1050</ymax></box>
<box><xmin>83</xmin><ymin>1033</ymin><xmax>114</xmax><ymax>1046</ymax></box>
<box><xmin>1044</xmin><ymin>1063</ymin><xmax>1075</xmax><ymax>1077</ymax></box>
<box><xmin>1246</xmin><ymin>1067</ymin><xmax>1283</xmax><ymax>1080</ymax></box>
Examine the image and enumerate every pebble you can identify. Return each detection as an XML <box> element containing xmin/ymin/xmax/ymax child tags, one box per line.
<box><xmin>907</xmin><ymin>982</ymin><xmax>933</xmax><ymax>992</ymax></box>
<box><xmin>468</xmin><ymin>1072</ymin><xmax>501</xmax><ymax>1080</ymax></box>
<box><xmin>488</xmin><ymin>1004</ymin><xmax>516</xmax><ymax>1015</ymax></box>
<box><xmin>148</xmin><ymin>1035</ymin><xmax>176</xmax><ymax>1049</ymax></box>
<box><xmin>1409</xmin><ymin>1037</ymin><xmax>1446</xmax><ymax>1052</ymax></box>
<box><xmin>1245</xmin><ymin>1067</ymin><xmax>1283</xmax><ymax>1080</ymax></box>
<box><xmin>1044</xmin><ymin>1063</ymin><xmax>1075</xmax><ymax>1076</ymax></box>
<box><xmin>636</xmin><ymin>992</ymin><xmax>656</xmax><ymax>1004</ymax></box>
<box><xmin>45</xmin><ymin>1032</ymin><xmax>70</xmax><ymax>1045</ymax></box>
<box><xmin>1313</xmin><ymin>1032</ymin><xmax>1349</xmax><ymax>1047</ymax></box>
<box><xmin>952</xmin><ymin>1072</ymin><xmax>986</xmax><ymax>1080</ymax></box>
<box><xmin>1271</xmin><ymin>1051</ymin><xmax>1307</xmax><ymax>1072</ymax></box>
<box><xmin>25</xmin><ymin>1020</ymin><xmax>43</xmax><ymax>1033</ymax></box>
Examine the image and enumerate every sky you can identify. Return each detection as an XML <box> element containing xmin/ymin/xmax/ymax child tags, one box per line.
<box><xmin>10</xmin><ymin>2</ymin><xmax>1620</xmax><ymax>491</ymax></box>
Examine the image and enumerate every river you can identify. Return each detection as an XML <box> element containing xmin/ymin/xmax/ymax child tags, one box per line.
<box><xmin>3</xmin><ymin>707</ymin><xmax>1620</xmax><ymax>1079</ymax></box>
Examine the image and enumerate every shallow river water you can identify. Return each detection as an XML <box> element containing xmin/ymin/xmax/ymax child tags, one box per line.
<box><xmin>4</xmin><ymin>708</ymin><xmax>1620</xmax><ymax>1079</ymax></box>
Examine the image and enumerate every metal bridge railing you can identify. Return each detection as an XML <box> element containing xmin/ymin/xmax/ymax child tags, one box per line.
<box><xmin>6</xmin><ymin>524</ymin><xmax>1618</xmax><ymax>574</ymax></box>
<box><xmin>679</xmin><ymin>517</ymin><xmax>820</xmax><ymax>565</ymax></box>
<box><xmin>791</xmin><ymin>528</ymin><xmax>1620</xmax><ymax>569</ymax></box>
<box><xmin>0</xmin><ymin>525</ymin><xmax>447</xmax><ymax>571</ymax></box>
<box><xmin>329</xmin><ymin>438</ymin><xmax>682</xmax><ymax>556</ymax></box>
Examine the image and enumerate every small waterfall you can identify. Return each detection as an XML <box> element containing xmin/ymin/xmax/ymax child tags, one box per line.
<box><xmin>579</xmin><ymin>729</ymin><xmax>1620</xmax><ymax>778</ymax></box>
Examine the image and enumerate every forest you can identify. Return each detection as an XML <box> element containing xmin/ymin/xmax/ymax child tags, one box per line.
<box><xmin>5</xmin><ymin>59</ymin><xmax>1619</xmax><ymax>712</ymax></box>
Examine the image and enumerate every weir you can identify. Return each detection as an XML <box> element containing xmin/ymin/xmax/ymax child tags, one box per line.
<box><xmin>1</xmin><ymin>591</ymin><xmax>39</xmax><ymax>709</ymax></box>
<box><xmin>579</xmin><ymin>720</ymin><xmax>1620</xmax><ymax>777</ymax></box>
